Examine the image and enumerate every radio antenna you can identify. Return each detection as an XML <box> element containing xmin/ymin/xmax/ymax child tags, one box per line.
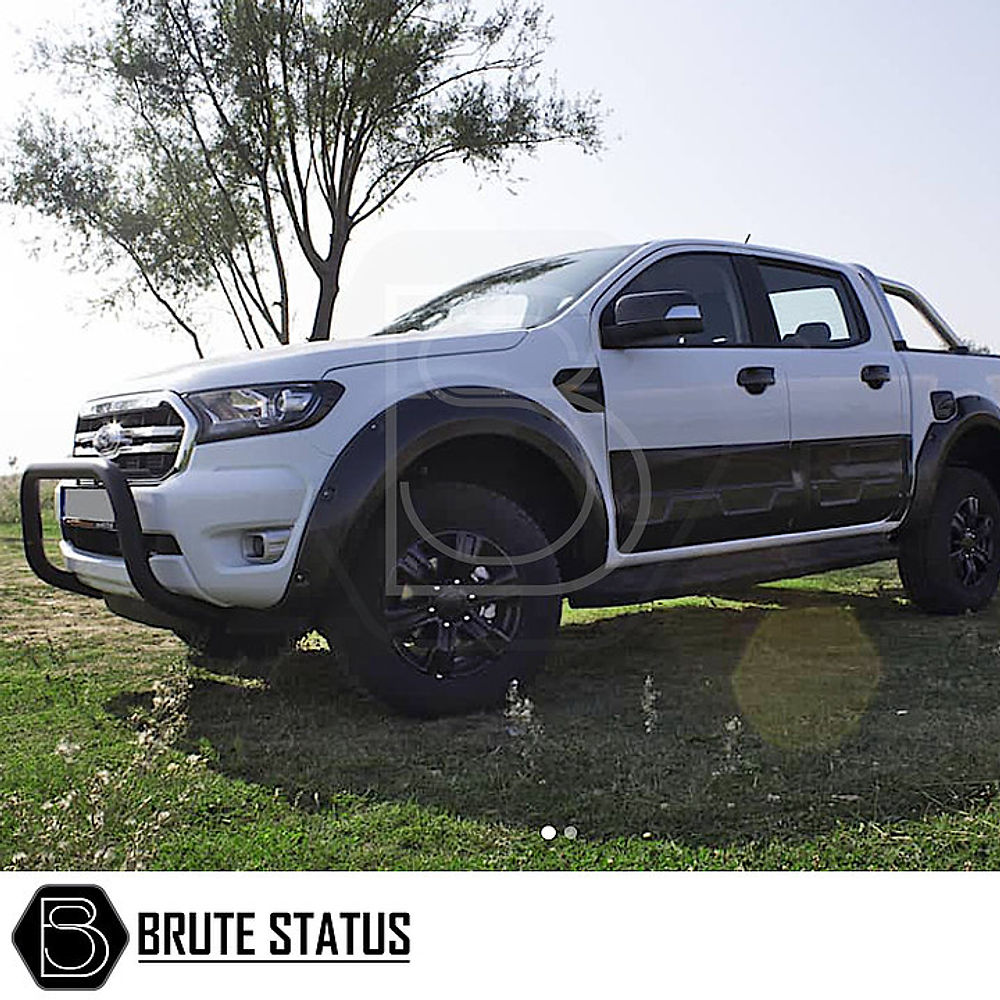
<box><xmin>744</xmin><ymin>233</ymin><xmax>752</xmax><ymax>244</ymax></box>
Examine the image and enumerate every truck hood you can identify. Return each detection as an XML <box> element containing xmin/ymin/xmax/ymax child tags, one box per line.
<box><xmin>102</xmin><ymin>328</ymin><xmax>528</xmax><ymax>397</ymax></box>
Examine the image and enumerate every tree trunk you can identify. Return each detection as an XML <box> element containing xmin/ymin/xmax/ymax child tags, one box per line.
<box><xmin>308</xmin><ymin>237</ymin><xmax>347</xmax><ymax>342</ymax></box>
<box><xmin>309</xmin><ymin>273</ymin><xmax>339</xmax><ymax>341</ymax></box>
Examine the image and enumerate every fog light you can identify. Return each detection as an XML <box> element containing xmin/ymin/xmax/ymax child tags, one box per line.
<box><xmin>242</xmin><ymin>529</ymin><xmax>291</xmax><ymax>564</ymax></box>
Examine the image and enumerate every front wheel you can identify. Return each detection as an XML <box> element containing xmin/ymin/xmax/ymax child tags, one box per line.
<box><xmin>331</xmin><ymin>481</ymin><xmax>562</xmax><ymax>717</ymax></box>
<box><xmin>898</xmin><ymin>467</ymin><xmax>1000</xmax><ymax>614</ymax></box>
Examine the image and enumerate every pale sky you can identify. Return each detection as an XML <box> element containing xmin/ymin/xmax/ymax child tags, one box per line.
<box><xmin>3</xmin><ymin>0</ymin><xmax>1000</xmax><ymax>464</ymax></box>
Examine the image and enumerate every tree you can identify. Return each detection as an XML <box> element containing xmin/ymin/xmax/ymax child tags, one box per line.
<box><xmin>961</xmin><ymin>339</ymin><xmax>993</xmax><ymax>355</ymax></box>
<box><xmin>1</xmin><ymin>0</ymin><xmax>602</xmax><ymax>356</ymax></box>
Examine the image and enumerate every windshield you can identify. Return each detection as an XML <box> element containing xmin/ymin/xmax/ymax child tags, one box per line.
<box><xmin>375</xmin><ymin>246</ymin><xmax>638</xmax><ymax>337</ymax></box>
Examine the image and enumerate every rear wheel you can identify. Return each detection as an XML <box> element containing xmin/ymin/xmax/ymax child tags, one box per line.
<box><xmin>332</xmin><ymin>481</ymin><xmax>562</xmax><ymax>717</ymax></box>
<box><xmin>898</xmin><ymin>467</ymin><xmax>1000</xmax><ymax>614</ymax></box>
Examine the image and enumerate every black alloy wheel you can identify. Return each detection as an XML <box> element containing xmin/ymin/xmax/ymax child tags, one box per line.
<box><xmin>385</xmin><ymin>531</ymin><xmax>522</xmax><ymax>680</ymax></box>
<box><xmin>949</xmin><ymin>494</ymin><xmax>996</xmax><ymax>588</ymax></box>
<box><xmin>333</xmin><ymin>481</ymin><xmax>563</xmax><ymax>717</ymax></box>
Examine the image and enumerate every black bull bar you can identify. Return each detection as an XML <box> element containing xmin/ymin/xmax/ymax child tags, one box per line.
<box><xmin>20</xmin><ymin>459</ymin><xmax>226</xmax><ymax>623</ymax></box>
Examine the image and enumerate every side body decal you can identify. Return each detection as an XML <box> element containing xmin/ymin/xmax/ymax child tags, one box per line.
<box><xmin>611</xmin><ymin>435</ymin><xmax>910</xmax><ymax>552</ymax></box>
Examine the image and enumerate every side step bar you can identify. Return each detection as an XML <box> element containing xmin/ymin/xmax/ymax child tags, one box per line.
<box><xmin>570</xmin><ymin>533</ymin><xmax>897</xmax><ymax>608</ymax></box>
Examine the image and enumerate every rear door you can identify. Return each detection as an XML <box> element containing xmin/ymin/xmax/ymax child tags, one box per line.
<box><xmin>597</xmin><ymin>250</ymin><xmax>800</xmax><ymax>554</ymax></box>
<box><xmin>740</xmin><ymin>255</ymin><xmax>910</xmax><ymax>530</ymax></box>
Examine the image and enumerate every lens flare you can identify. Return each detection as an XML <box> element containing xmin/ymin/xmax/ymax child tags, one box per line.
<box><xmin>733</xmin><ymin>606</ymin><xmax>881</xmax><ymax>750</ymax></box>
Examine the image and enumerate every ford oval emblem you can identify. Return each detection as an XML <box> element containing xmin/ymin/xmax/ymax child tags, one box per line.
<box><xmin>93</xmin><ymin>421</ymin><xmax>130</xmax><ymax>458</ymax></box>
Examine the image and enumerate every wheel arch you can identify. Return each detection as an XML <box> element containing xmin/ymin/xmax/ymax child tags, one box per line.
<box><xmin>287</xmin><ymin>387</ymin><xmax>609</xmax><ymax>612</ymax></box>
<box><xmin>905</xmin><ymin>394</ymin><xmax>1000</xmax><ymax>528</ymax></box>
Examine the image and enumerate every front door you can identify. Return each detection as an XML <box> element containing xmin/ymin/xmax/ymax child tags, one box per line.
<box><xmin>597</xmin><ymin>251</ymin><xmax>799</xmax><ymax>554</ymax></box>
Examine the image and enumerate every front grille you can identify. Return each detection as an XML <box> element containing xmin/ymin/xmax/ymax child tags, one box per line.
<box><xmin>62</xmin><ymin>524</ymin><xmax>181</xmax><ymax>557</ymax></box>
<box><xmin>74</xmin><ymin>401</ymin><xmax>186</xmax><ymax>481</ymax></box>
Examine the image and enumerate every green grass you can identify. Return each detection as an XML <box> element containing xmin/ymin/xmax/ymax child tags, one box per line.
<box><xmin>0</xmin><ymin>474</ymin><xmax>19</xmax><ymax>526</ymax></box>
<box><xmin>1</xmin><ymin>472</ymin><xmax>58</xmax><ymax>541</ymax></box>
<box><xmin>3</xmin><ymin>514</ymin><xmax>1000</xmax><ymax>870</ymax></box>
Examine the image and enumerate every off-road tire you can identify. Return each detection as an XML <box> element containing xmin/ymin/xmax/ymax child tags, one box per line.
<box><xmin>898</xmin><ymin>466</ymin><xmax>1000</xmax><ymax>614</ymax></box>
<box><xmin>333</xmin><ymin>481</ymin><xmax>562</xmax><ymax>717</ymax></box>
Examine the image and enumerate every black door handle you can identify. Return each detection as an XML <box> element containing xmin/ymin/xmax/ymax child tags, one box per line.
<box><xmin>861</xmin><ymin>365</ymin><xmax>892</xmax><ymax>390</ymax></box>
<box><xmin>737</xmin><ymin>366</ymin><xmax>776</xmax><ymax>396</ymax></box>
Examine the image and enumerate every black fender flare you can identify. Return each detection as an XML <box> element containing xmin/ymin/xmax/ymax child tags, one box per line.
<box><xmin>903</xmin><ymin>394</ymin><xmax>1000</xmax><ymax>528</ymax></box>
<box><xmin>285</xmin><ymin>386</ymin><xmax>609</xmax><ymax>610</ymax></box>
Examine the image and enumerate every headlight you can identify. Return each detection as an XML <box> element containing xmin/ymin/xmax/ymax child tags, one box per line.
<box><xmin>184</xmin><ymin>382</ymin><xmax>345</xmax><ymax>443</ymax></box>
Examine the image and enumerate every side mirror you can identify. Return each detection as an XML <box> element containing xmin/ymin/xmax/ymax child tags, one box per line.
<box><xmin>601</xmin><ymin>291</ymin><xmax>704</xmax><ymax>349</ymax></box>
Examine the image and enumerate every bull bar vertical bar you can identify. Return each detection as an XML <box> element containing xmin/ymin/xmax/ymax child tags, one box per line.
<box><xmin>19</xmin><ymin>459</ymin><xmax>222</xmax><ymax>621</ymax></box>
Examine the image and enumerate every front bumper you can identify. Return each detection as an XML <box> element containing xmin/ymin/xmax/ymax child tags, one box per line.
<box><xmin>21</xmin><ymin>458</ymin><xmax>226</xmax><ymax>623</ymax></box>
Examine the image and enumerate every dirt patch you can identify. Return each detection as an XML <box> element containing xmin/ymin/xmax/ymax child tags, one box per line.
<box><xmin>0</xmin><ymin>538</ymin><xmax>176</xmax><ymax>650</ymax></box>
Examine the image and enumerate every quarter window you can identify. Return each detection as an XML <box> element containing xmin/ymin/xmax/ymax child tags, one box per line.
<box><xmin>885</xmin><ymin>293</ymin><xmax>953</xmax><ymax>351</ymax></box>
<box><xmin>758</xmin><ymin>262</ymin><xmax>867</xmax><ymax>348</ymax></box>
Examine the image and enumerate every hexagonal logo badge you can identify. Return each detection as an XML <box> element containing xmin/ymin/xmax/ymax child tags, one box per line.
<box><xmin>12</xmin><ymin>885</ymin><xmax>129</xmax><ymax>991</ymax></box>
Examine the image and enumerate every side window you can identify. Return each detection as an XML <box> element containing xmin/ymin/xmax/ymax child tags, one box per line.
<box><xmin>612</xmin><ymin>253</ymin><xmax>750</xmax><ymax>346</ymax></box>
<box><xmin>758</xmin><ymin>262</ymin><xmax>868</xmax><ymax>348</ymax></box>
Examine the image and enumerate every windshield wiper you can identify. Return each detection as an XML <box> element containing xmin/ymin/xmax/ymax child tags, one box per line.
<box><xmin>376</xmin><ymin>308</ymin><xmax>451</xmax><ymax>337</ymax></box>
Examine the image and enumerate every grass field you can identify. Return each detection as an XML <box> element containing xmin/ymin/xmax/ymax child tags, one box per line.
<box><xmin>3</xmin><ymin>474</ymin><xmax>1000</xmax><ymax>870</ymax></box>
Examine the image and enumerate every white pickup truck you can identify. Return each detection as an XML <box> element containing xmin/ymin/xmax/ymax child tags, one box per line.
<box><xmin>21</xmin><ymin>239</ymin><xmax>1000</xmax><ymax>715</ymax></box>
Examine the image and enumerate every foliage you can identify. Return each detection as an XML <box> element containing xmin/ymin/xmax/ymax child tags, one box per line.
<box><xmin>0</xmin><ymin>474</ymin><xmax>59</xmax><ymax>538</ymax></box>
<box><xmin>960</xmin><ymin>338</ymin><xmax>993</xmax><ymax>355</ymax></box>
<box><xmin>2</xmin><ymin>0</ymin><xmax>603</xmax><ymax>353</ymax></box>
<box><xmin>4</xmin><ymin>662</ymin><xmax>209</xmax><ymax>871</ymax></box>
<box><xmin>0</xmin><ymin>476</ymin><xmax>18</xmax><ymax>527</ymax></box>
